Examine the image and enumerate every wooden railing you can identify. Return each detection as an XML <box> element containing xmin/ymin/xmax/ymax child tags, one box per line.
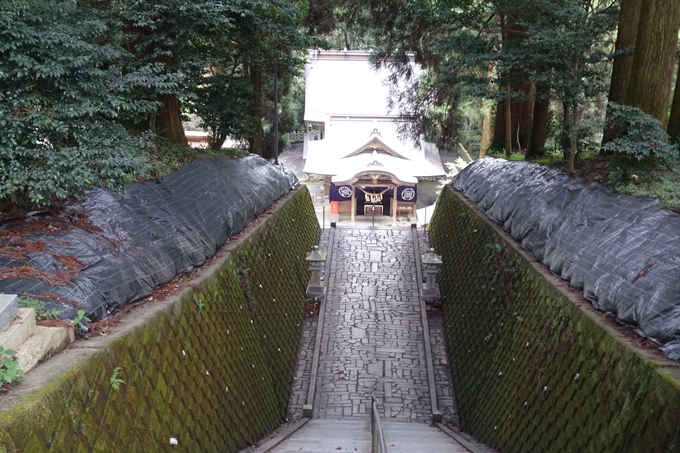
<box><xmin>287</xmin><ymin>132</ymin><xmax>304</xmax><ymax>142</ymax></box>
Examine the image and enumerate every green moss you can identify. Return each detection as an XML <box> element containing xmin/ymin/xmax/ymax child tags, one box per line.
<box><xmin>430</xmin><ymin>186</ymin><xmax>680</xmax><ymax>453</ymax></box>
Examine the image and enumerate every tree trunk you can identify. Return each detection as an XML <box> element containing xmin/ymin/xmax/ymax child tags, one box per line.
<box><xmin>248</xmin><ymin>66</ymin><xmax>264</xmax><ymax>156</ymax></box>
<box><xmin>668</xmin><ymin>66</ymin><xmax>680</xmax><ymax>140</ymax></box>
<box><xmin>479</xmin><ymin>64</ymin><xmax>494</xmax><ymax>158</ymax></box>
<box><xmin>526</xmin><ymin>84</ymin><xmax>550</xmax><ymax>159</ymax></box>
<box><xmin>157</xmin><ymin>94</ymin><xmax>187</xmax><ymax>145</ymax></box>
<box><xmin>625</xmin><ymin>0</ymin><xmax>680</xmax><ymax>127</ymax></box>
<box><xmin>479</xmin><ymin>105</ymin><xmax>493</xmax><ymax>158</ymax></box>
<box><xmin>210</xmin><ymin>134</ymin><xmax>227</xmax><ymax>150</ymax></box>
<box><xmin>492</xmin><ymin>83</ymin><xmax>533</xmax><ymax>153</ymax></box>
<box><xmin>569</xmin><ymin>102</ymin><xmax>578</xmax><ymax>173</ymax></box>
<box><xmin>561</xmin><ymin>102</ymin><xmax>571</xmax><ymax>158</ymax></box>
<box><xmin>505</xmin><ymin>93</ymin><xmax>513</xmax><ymax>157</ymax></box>
<box><xmin>491</xmin><ymin>99</ymin><xmax>506</xmax><ymax>151</ymax></box>
<box><xmin>602</xmin><ymin>0</ymin><xmax>642</xmax><ymax>148</ymax></box>
<box><xmin>491</xmin><ymin>12</ymin><xmax>534</xmax><ymax>153</ymax></box>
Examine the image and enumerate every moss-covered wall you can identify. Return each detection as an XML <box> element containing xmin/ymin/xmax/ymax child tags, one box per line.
<box><xmin>429</xmin><ymin>186</ymin><xmax>680</xmax><ymax>453</ymax></box>
<box><xmin>0</xmin><ymin>188</ymin><xmax>319</xmax><ymax>453</ymax></box>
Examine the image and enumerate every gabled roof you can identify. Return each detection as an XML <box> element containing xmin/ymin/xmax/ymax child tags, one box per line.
<box><xmin>343</xmin><ymin>134</ymin><xmax>407</xmax><ymax>160</ymax></box>
<box><xmin>331</xmin><ymin>151</ymin><xmax>418</xmax><ymax>185</ymax></box>
<box><xmin>303</xmin><ymin>122</ymin><xmax>446</xmax><ymax>178</ymax></box>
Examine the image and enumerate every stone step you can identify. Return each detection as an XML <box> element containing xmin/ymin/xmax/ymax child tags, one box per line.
<box><xmin>16</xmin><ymin>325</ymin><xmax>75</xmax><ymax>374</ymax></box>
<box><xmin>382</xmin><ymin>421</ymin><xmax>471</xmax><ymax>452</ymax></box>
<box><xmin>0</xmin><ymin>295</ymin><xmax>18</xmax><ymax>331</ymax></box>
<box><xmin>268</xmin><ymin>419</ymin><xmax>371</xmax><ymax>453</ymax></box>
<box><xmin>0</xmin><ymin>308</ymin><xmax>36</xmax><ymax>352</ymax></box>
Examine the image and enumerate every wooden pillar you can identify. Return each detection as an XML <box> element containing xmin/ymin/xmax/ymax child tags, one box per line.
<box><xmin>351</xmin><ymin>185</ymin><xmax>356</xmax><ymax>225</ymax></box>
<box><xmin>392</xmin><ymin>185</ymin><xmax>398</xmax><ymax>226</ymax></box>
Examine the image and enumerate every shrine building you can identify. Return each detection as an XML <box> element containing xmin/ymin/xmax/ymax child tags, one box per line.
<box><xmin>302</xmin><ymin>50</ymin><xmax>446</xmax><ymax>225</ymax></box>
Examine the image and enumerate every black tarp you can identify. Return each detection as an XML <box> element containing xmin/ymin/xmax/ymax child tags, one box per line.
<box><xmin>451</xmin><ymin>158</ymin><xmax>680</xmax><ymax>359</ymax></box>
<box><xmin>0</xmin><ymin>155</ymin><xmax>297</xmax><ymax>322</ymax></box>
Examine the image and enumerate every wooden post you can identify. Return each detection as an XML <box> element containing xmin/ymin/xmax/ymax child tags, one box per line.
<box><xmin>351</xmin><ymin>185</ymin><xmax>356</xmax><ymax>225</ymax></box>
<box><xmin>392</xmin><ymin>185</ymin><xmax>398</xmax><ymax>226</ymax></box>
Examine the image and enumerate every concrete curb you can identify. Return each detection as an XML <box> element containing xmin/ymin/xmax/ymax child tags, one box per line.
<box><xmin>437</xmin><ymin>423</ymin><xmax>489</xmax><ymax>453</ymax></box>
<box><xmin>244</xmin><ymin>418</ymin><xmax>311</xmax><ymax>453</ymax></box>
<box><xmin>305</xmin><ymin>225</ymin><xmax>335</xmax><ymax>418</ymax></box>
<box><xmin>411</xmin><ymin>225</ymin><xmax>442</xmax><ymax>423</ymax></box>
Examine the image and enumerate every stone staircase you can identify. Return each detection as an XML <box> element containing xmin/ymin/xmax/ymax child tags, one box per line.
<box><xmin>267</xmin><ymin>419</ymin><xmax>371</xmax><ymax>453</ymax></box>
<box><xmin>381</xmin><ymin>421</ymin><xmax>473</xmax><ymax>453</ymax></box>
<box><xmin>0</xmin><ymin>295</ymin><xmax>75</xmax><ymax>375</ymax></box>
<box><xmin>257</xmin><ymin>419</ymin><xmax>473</xmax><ymax>453</ymax></box>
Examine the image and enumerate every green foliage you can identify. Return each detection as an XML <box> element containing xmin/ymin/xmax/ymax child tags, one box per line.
<box><xmin>336</xmin><ymin>0</ymin><xmax>618</xmax><ymax>162</ymax></box>
<box><xmin>603</xmin><ymin>103</ymin><xmax>679</xmax><ymax>162</ymax></box>
<box><xmin>515</xmin><ymin>0</ymin><xmax>618</xmax><ymax>104</ymax></box>
<box><xmin>110</xmin><ymin>367</ymin><xmax>125</xmax><ymax>391</ymax></box>
<box><xmin>121</xmin><ymin>0</ymin><xmax>308</xmax><ymax>149</ymax></box>
<box><xmin>0</xmin><ymin>0</ymin><xmax>162</xmax><ymax>206</ymax></box>
<box><xmin>73</xmin><ymin>309</ymin><xmax>90</xmax><ymax>330</ymax></box>
<box><xmin>610</xmin><ymin>163</ymin><xmax>680</xmax><ymax>212</ymax></box>
<box><xmin>0</xmin><ymin>0</ymin><xmax>308</xmax><ymax>206</ymax></box>
<box><xmin>17</xmin><ymin>296</ymin><xmax>60</xmax><ymax>321</ymax></box>
<box><xmin>0</xmin><ymin>346</ymin><xmax>24</xmax><ymax>387</ymax></box>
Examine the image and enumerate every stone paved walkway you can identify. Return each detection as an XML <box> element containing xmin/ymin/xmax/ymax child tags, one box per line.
<box><xmin>247</xmin><ymin>226</ymin><xmax>498</xmax><ymax>453</ymax></box>
<box><xmin>315</xmin><ymin>227</ymin><xmax>431</xmax><ymax>422</ymax></box>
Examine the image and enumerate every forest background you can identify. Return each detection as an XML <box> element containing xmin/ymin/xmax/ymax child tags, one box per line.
<box><xmin>2</xmin><ymin>0</ymin><xmax>680</xmax><ymax>211</ymax></box>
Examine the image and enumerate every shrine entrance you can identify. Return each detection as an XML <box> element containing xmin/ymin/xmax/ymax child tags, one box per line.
<box><xmin>329</xmin><ymin>169</ymin><xmax>417</xmax><ymax>226</ymax></box>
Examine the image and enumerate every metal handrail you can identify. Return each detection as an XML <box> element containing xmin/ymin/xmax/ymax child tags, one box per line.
<box><xmin>371</xmin><ymin>393</ymin><xmax>389</xmax><ymax>453</ymax></box>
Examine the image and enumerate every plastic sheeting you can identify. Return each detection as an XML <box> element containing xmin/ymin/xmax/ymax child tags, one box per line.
<box><xmin>0</xmin><ymin>155</ymin><xmax>297</xmax><ymax>322</ymax></box>
<box><xmin>451</xmin><ymin>158</ymin><xmax>680</xmax><ymax>360</ymax></box>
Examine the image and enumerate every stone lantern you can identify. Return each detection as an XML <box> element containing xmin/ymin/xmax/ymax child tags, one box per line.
<box><xmin>306</xmin><ymin>245</ymin><xmax>327</xmax><ymax>298</ymax></box>
<box><xmin>421</xmin><ymin>248</ymin><xmax>442</xmax><ymax>301</ymax></box>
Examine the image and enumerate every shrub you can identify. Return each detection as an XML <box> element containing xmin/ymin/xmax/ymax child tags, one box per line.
<box><xmin>0</xmin><ymin>0</ymin><xmax>161</xmax><ymax>206</ymax></box>
<box><xmin>602</xmin><ymin>103</ymin><xmax>679</xmax><ymax>162</ymax></box>
<box><xmin>0</xmin><ymin>346</ymin><xmax>24</xmax><ymax>387</ymax></box>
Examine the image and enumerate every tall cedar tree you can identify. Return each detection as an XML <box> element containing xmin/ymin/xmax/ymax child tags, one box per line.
<box><xmin>119</xmin><ymin>0</ymin><xmax>307</xmax><ymax>149</ymax></box>
<box><xmin>601</xmin><ymin>0</ymin><xmax>641</xmax><ymax>148</ymax></box>
<box><xmin>492</xmin><ymin>12</ymin><xmax>534</xmax><ymax>155</ymax></box>
<box><xmin>517</xmin><ymin>0</ymin><xmax>618</xmax><ymax>171</ymax></box>
<box><xmin>625</xmin><ymin>0</ymin><xmax>680</xmax><ymax>128</ymax></box>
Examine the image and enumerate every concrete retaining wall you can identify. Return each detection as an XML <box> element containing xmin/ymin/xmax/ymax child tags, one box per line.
<box><xmin>0</xmin><ymin>187</ymin><xmax>319</xmax><ymax>453</ymax></box>
<box><xmin>429</xmin><ymin>186</ymin><xmax>680</xmax><ymax>453</ymax></box>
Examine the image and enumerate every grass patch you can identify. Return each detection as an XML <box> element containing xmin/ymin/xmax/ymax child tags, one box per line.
<box><xmin>612</xmin><ymin>165</ymin><xmax>680</xmax><ymax>211</ymax></box>
<box><xmin>487</xmin><ymin>150</ymin><xmax>680</xmax><ymax>213</ymax></box>
<box><xmin>144</xmin><ymin>142</ymin><xmax>250</xmax><ymax>180</ymax></box>
<box><xmin>17</xmin><ymin>296</ymin><xmax>61</xmax><ymax>321</ymax></box>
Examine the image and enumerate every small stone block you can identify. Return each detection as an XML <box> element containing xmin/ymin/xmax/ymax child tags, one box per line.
<box><xmin>431</xmin><ymin>411</ymin><xmax>443</xmax><ymax>423</ymax></box>
<box><xmin>306</xmin><ymin>286</ymin><xmax>325</xmax><ymax>298</ymax></box>
<box><xmin>0</xmin><ymin>295</ymin><xmax>18</xmax><ymax>331</ymax></box>
<box><xmin>420</xmin><ymin>288</ymin><xmax>440</xmax><ymax>302</ymax></box>
<box><xmin>303</xmin><ymin>404</ymin><xmax>313</xmax><ymax>418</ymax></box>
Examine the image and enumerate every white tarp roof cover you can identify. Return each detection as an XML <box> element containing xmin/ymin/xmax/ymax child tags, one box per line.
<box><xmin>302</xmin><ymin>50</ymin><xmax>445</xmax><ymax>179</ymax></box>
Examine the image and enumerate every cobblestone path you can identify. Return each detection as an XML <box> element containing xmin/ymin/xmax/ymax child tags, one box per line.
<box><xmin>315</xmin><ymin>227</ymin><xmax>431</xmax><ymax>422</ymax></box>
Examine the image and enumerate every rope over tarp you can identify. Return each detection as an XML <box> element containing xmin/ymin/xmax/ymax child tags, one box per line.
<box><xmin>451</xmin><ymin>157</ymin><xmax>680</xmax><ymax>360</ymax></box>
